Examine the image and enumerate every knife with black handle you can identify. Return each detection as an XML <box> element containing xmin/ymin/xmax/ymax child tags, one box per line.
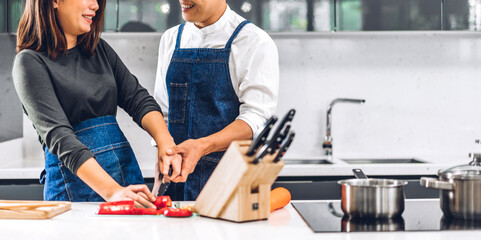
<box><xmin>246</xmin><ymin>116</ymin><xmax>278</xmax><ymax>156</ymax></box>
<box><xmin>273</xmin><ymin>131</ymin><xmax>295</xmax><ymax>163</ymax></box>
<box><xmin>253</xmin><ymin>109</ymin><xmax>296</xmax><ymax>164</ymax></box>
<box><xmin>156</xmin><ymin>166</ymin><xmax>173</xmax><ymax>197</ymax></box>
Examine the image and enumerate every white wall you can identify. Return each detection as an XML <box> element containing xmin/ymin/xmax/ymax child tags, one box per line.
<box><xmin>16</xmin><ymin>31</ymin><xmax>481</xmax><ymax>168</ymax></box>
<box><xmin>273</xmin><ymin>32</ymin><xmax>481</xmax><ymax>161</ymax></box>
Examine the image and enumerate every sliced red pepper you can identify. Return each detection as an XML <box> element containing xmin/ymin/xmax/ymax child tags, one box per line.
<box><xmin>132</xmin><ymin>208</ymin><xmax>162</xmax><ymax>215</ymax></box>
<box><xmin>97</xmin><ymin>200</ymin><xmax>135</xmax><ymax>215</ymax></box>
<box><xmin>161</xmin><ymin>207</ymin><xmax>193</xmax><ymax>217</ymax></box>
<box><xmin>153</xmin><ymin>196</ymin><xmax>172</xmax><ymax>210</ymax></box>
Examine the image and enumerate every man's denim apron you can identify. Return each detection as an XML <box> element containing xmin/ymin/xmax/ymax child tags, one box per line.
<box><xmin>40</xmin><ymin>116</ymin><xmax>145</xmax><ymax>201</ymax></box>
<box><xmin>165</xmin><ymin>20</ymin><xmax>250</xmax><ymax>201</ymax></box>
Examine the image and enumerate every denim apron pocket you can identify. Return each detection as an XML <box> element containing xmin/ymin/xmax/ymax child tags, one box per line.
<box><xmin>168</xmin><ymin>82</ymin><xmax>188</xmax><ymax>124</ymax></box>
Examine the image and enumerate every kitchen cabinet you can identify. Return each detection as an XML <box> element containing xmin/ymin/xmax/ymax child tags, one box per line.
<box><xmin>0</xmin><ymin>175</ymin><xmax>439</xmax><ymax>201</ymax></box>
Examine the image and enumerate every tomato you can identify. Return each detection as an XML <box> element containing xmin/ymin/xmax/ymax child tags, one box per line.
<box><xmin>153</xmin><ymin>196</ymin><xmax>172</xmax><ymax>210</ymax></box>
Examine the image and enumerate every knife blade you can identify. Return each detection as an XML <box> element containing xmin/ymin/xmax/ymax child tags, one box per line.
<box><xmin>273</xmin><ymin>131</ymin><xmax>295</xmax><ymax>163</ymax></box>
<box><xmin>156</xmin><ymin>166</ymin><xmax>173</xmax><ymax>197</ymax></box>
<box><xmin>253</xmin><ymin>109</ymin><xmax>296</xmax><ymax>164</ymax></box>
<box><xmin>246</xmin><ymin>116</ymin><xmax>278</xmax><ymax>156</ymax></box>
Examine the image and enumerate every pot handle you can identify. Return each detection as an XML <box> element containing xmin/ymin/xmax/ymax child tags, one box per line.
<box><xmin>420</xmin><ymin>177</ymin><xmax>454</xmax><ymax>190</ymax></box>
<box><xmin>327</xmin><ymin>202</ymin><xmax>344</xmax><ymax>218</ymax></box>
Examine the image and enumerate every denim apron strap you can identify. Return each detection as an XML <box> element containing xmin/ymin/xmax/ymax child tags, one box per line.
<box><xmin>42</xmin><ymin>116</ymin><xmax>145</xmax><ymax>202</ymax></box>
<box><xmin>224</xmin><ymin>20</ymin><xmax>250</xmax><ymax>49</ymax></box>
<box><xmin>174</xmin><ymin>24</ymin><xmax>185</xmax><ymax>50</ymax></box>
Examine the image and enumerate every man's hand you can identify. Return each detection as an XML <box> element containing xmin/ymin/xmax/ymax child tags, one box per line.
<box><xmin>166</xmin><ymin>138</ymin><xmax>209</xmax><ymax>182</ymax></box>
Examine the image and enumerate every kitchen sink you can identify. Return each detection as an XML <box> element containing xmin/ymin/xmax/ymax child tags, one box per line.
<box><xmin>341</xmin><ymin>158</ymin><xmax>427</xmax><ymax>164</ymax></box>
<box><xmin>283</xmin><ymin>159</ymin><xmax>333</xmax><ymax>165</ymax></box>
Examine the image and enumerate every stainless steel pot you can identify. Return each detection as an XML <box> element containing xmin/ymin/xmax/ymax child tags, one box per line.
<box><xmin>338</xmin><ymin>169</ymin><xmax>408</xmax><ymax>218</ymax></box>
<box><xmin>421</xmin><ymin>153</ymin><xmax>481</xmax><ymax>220</ymax></box>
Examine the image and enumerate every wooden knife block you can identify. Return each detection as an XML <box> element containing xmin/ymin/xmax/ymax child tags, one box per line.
<box><xmin>194</xmin><ymin>140</ymin><xmax>284</xmax><ymax>222</ymax></box>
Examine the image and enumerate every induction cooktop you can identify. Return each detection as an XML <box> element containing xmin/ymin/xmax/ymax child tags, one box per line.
<box><xmin>292</xmin><ymin>199</ymin><xmax>481</xmax><ymax>233</ymax></box>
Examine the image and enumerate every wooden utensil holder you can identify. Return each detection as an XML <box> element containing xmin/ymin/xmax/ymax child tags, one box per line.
<box><xmin>194</xmin><ymin>140</ymin><xmax>284</xmax><ymax>222</ymax></box>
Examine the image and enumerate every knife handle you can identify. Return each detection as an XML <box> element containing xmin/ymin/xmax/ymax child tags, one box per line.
<box><xmin>269</xmin><ymin>109</ymin><xmax>296</xmax><ymax>148</ymax></box>
<box><xmin>252</xmin><ymin>144</ymin><xmax>270</xmax><ymax>164</ymax></box>
<box><xmin>273</xmin><ymin>131</ymin><xmax>295</xmax><ymax>163</ymax></box>
<box><xmin>159</xmin><ymin>165</ymin><xmax>173</xmax><ymax>182</ymax></box>
<box><xmin>246</xmin><ymin>116</ymin><xmax>278</xmax><ymax>156</ymax></box>
<box><xmin>272</xmin><ymin>109</ymin><xmax>295</xmax><ymax>138</ymax></box>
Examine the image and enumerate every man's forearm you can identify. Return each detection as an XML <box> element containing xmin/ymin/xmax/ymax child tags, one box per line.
<box><xmin>200</xmin><ymin>119</ymin><xmax>253</xmax><ymax>156</ymax></box>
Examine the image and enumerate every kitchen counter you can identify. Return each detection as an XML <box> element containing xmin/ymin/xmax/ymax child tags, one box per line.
<box><xmin>0</xmin><ymin>154</ymin><xmax>459</xmax><ymax>179</ymax></box>
<box><xmin>1</xmin><ymin>201</ymin><xmax>480</xmax><ymax>240</ymax></box>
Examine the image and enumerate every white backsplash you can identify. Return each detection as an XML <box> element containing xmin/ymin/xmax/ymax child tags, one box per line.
<box><xmin>15</xmin><ymin>31</ymin><xmax>481</xmax><ymax>168</ymax></box>
<box><xmin>273</xmin><ymin>32</ymin><xmax>481</xmax><ymax>163</ymax></box>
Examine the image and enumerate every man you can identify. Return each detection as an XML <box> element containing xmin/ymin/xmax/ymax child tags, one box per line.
<box><xmin>154</xmin><ymin>0</ymin><xmax>279</xmax><ymax>201</ymax></box>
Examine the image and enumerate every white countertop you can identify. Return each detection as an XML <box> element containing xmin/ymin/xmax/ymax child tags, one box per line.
<box><xmin>1</xmin><ymin>201</ymin><xmax>480</xmax><ymax>240</ymax></box>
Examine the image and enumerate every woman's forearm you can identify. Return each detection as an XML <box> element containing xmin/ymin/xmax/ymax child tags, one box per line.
<box><xmin>76</xmin><ymin>157</ymin><xmax>123</xmax><ymax>200</ymax></box>
<box><xmin>141</xmin><ymin>111</ymin><xmax>175</xmax><ymax>150</ymax></box>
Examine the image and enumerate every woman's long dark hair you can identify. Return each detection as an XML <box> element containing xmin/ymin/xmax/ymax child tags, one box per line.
<box><xmin>16</xmin><ymin>0</ymin><xmax>106</xmax><ymax>59</ymax></box>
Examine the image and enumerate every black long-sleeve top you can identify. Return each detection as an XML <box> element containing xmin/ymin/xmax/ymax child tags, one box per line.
<box><xmin>12</xmin><ymin>39</ymin><xmax>161</xmax><ymax>175</ymax></box>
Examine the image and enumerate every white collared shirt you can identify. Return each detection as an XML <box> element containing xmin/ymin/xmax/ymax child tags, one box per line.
<box><xmin>154</xmin><ymin>6</ymin><xmax>279</xmax><ymax>134</ymax></box>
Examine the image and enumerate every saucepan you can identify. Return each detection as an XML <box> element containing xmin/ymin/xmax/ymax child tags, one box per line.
<box><xmin>338</xmin><ymin>169</ymin><xmax>408</xmax><ymax>218</ymax></box>
<box><xmin>420</xmin><ymin>152</ymin><xmax>481</xmax><ymax>220</ymax></box>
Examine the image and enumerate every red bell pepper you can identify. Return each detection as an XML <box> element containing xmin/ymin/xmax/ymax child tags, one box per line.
<box><xmin>97</xmin><ymin>200</ymin><xmax>135</xmax><ymax>215</ymax></box>
<box><xmin>161</xmin><ymin>207</ymin><xmax>193</xmax><ymax>217</ymax></box>
<box><xmin>132</xmin><ymin>207</ymin><xmax>162</xmax><ymax>215</ymax></box>
<box><xmin>153</xmin><ymin>196</ymin><xmax>172</xmax><ymax>210</ymax></box>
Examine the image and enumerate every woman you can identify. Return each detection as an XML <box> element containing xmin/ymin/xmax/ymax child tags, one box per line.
<box><xmin>12</xmin><ymin>0</ymin><xmax>181</xmax><ymax>207</ymax></box>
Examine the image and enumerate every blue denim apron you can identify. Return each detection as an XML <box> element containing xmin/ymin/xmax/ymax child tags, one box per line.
<box><xmin>165</xmin><ymin>20</ymin><xmax>250</xmax><ymax>201</ymax></box>
<box><xmin>40</xmin><ymin>116</ymin><xmax>145</xmax><ymax>201</ymax></box>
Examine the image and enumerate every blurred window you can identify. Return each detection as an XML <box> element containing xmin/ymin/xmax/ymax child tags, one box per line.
<box><xmin>336</xmin><ymin>0</ymin><xmax>442</xmax><ymax>31</ymax></box>
<box><xmin>104</xmin><ymin>0</ymin><xmax>183</xmax><ymax>32</ymax></box>
<box><xmin>444</xmin><ymin>0</ymin><xmax>481</xmax><ymax>30</ymax></box>
<box><xmin>1</xmin><ymin>0</ymin><xmax>5</xmax><ymax>32</ymax></box>
<box><xmin>3</xmin><ymin>0</ymin><xmax>481</xmax><ymax>32</ymax></box>
<box><xmin>1</xmin><ymin>0</ymin><xmax>23</xmax><ymax>33</ymax></box>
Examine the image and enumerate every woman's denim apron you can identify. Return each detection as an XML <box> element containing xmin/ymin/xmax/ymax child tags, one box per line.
<box><xmin>165</xmin><ymin>20</ymin><xmax>250</xmax><ymax>201</ymax></box>
<box><xmin>40</xmin><ymin>116</ymin><xmax>145</xmax><ymax>201</ymax></box>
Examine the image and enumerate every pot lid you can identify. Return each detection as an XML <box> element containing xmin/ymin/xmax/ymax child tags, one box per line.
<box><xmin>439</xmin><ymin>153</ymin><xmax>481</xmax><ymax>180</ymax></box>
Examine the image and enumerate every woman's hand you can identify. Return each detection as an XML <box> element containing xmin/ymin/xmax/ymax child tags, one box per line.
<box><xmin>107</xmin><ymin>184</ymin><xmax>157</xmax><ymax>208</ymax></box>
<box><xmin>166</xmin><ymin>138</ymin><xmax>209</xmax><ymax>182</ymax></box>
<box><xmin>157</xmin><ymin>146</ymin><xmax>183</xmax><ymax>181</ymax></box>
<box><xmin>152</xmin><ymin>148</ymin><xmax>183</xmax><ymax>196</ymax></box>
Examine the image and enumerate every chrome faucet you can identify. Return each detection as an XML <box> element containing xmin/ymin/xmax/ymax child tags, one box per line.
<box><xmin>322</xmin><ymin>98</ymin><xmax>366</xmax><ymax>158</ymax></box>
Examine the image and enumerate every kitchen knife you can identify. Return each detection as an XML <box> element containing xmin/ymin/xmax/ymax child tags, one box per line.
<box><xmin>273</xmin><ymin>131</ymin><xmax>295</xmax><ymax>163</ymax></box>
<box><xmin>156</xmin><ymin>166</ymin><xmax>173</xmax><ymax>197</ymax></box>
<box><xmin>253</xmin><ymin>109</ymin><xmax>296</xmax><ymax>164</ymax></box>
<box><xmin>246</xmin><ymin>116</ymin><xmax>278</xmax><ymax>156</ymax></box>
